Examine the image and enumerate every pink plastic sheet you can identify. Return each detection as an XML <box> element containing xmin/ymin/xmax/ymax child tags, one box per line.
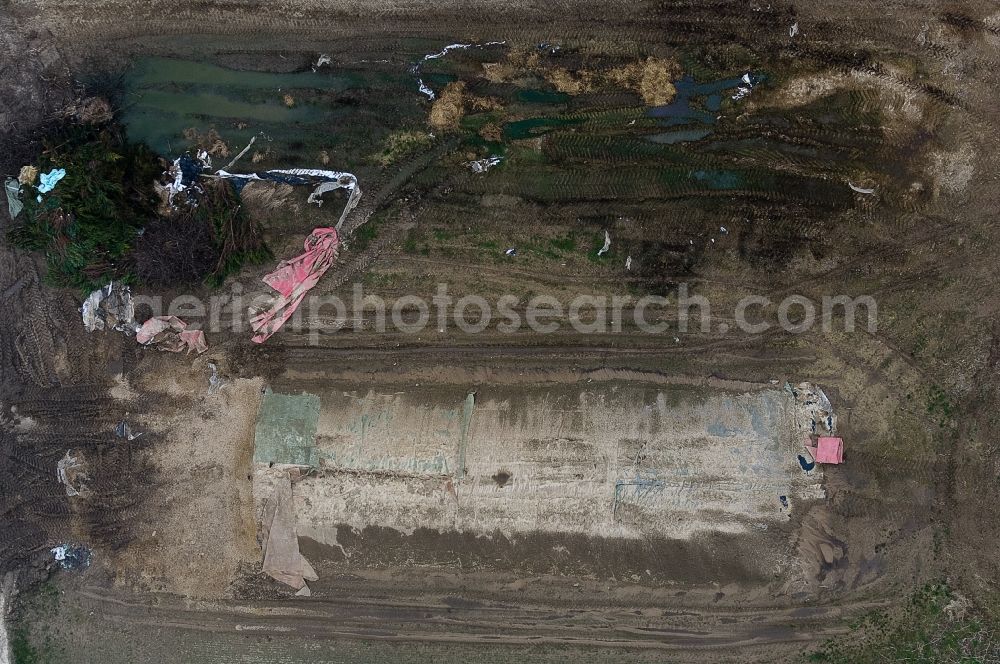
<box><xmin>814</xmin><ymin>436</ymin><xmax>844</xmax><ymax>464</ymax></box>
<box><xmin>251</xmin><ymin>228</ymin><xmax>340</xmax><ymax>343</ymax></box>
<box><xmin>136</xmin><ymin>316</ymin><xmax>207</xmax><ymax>353</ymax></box>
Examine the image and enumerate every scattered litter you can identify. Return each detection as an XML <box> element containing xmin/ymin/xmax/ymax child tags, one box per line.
<box><xmin>597</xmin><ymin>230</ymin><xmax>612</xmax><ymax>257</ymax></box>
<box><xmin>731</xmin><ymin>72</ymin><xmax>758</xmax><ymax>101</ymax></box>
<box><xmin>787</xmin><ymin>381</ymin><xmax>837</xmax><ymax>436</ymax></box>
<box><xmin>136</xmin><ymin>316</ymin><xmax>208</xmax><ymax>353</ymax></box>
<box><xmin>56</xmin><ymin>451</ymin><xmax>89</xmax><ymax>497</ymax></box>
<box><xmin>312</xmin><ymin>54</ymin><xmax>331</xmax><ymax>71</ymax></box>
<box><xmin>81</xmin><ymin>282</ymin><xmax>136</xmax><ymax>333</ymax></box>
<box><xmin>115</xmin><ymin>420</ymin><xmax>142</xmax><ymax>440</ymax></box>
<box><xmin>778</xmin><ymin>495</ymin><xmax>789</xmax><ymax>508</ymax></box>
<box><xmin>813</xmin><ymin>436</ymin><xmax>844</xmax><ymax>464</ymax></box>
<box><xmin>222</xmin><ymin>134</ymin><xmax>259</xmax><ymax>171</ymax></box>
<box><xmin>423</xmin><ymin>42</ymin><xmax>475</xmax><ymax>61</ymax></box>
<box><xmin>50</xmin><ymin>544</ymin><xmax>92</xmax><ymax>570</ymax></box>
<box><xmin>626</xmin><ymin>255</ymin><xmax>632</xmax><ymax>270</ymax></box>
<box><xmin>412</xmin><ymin>41</ymin><xmax>505</xmax><ymax>99</ymax></box>
<box><xmin>417</xmin><ymin>79</ymin><xmax>435</xmax><ymax>99</ymax></box>
<box><xmin>216</xmin><ymin>168</ymin><xmax>361</xmax><ymax>229</ymax></box>
<box><xmin>18</xmin><ymin>165</ymin><xmax>38</xmax><ymax>186</ymax></box>
<box><xmin>797</xmin><ymin>454</ymin><xmax>816</xmax><ymax>472</ymax></box>
<box><xmin>467</xmin><ymin>155</ymin><xmax>502</xmax><ymax>173</ymax></box>
<box><xmin>504</xmin><ymin>247</ymin><xmax>517</xmax><ymax>257</ymax></box>
<box><xmin>37</xmin><ymin>168</ymin><xmax>66</xmax><ymax>195</ymax></box>
<box><xmin>720</xmin><ymin>225</ymin><xmax>728</xmax><ymax>233</ymax></box>
<box><xmin>848</xmin><ymin>181</ymin><xmax>876</xmax><ymax>195</ymax></box>
<box><xmin>260</xmin><ymin>472</ymin><xmax>318</xmax><ymax>590</ymax></box>
<box><xmin>790</xmin><ymin>22</ymin><xmax>799</xmax><ymax>37</ymax></box>
<box><xmin>208</xmin><ymin>362</ymin><xmax>226</xmax><ymax>394</ymax></box>
<box><xmin>4</xmin><ymin>178</ymin><xmax>22</xmax><ymax>219</ymax></box>
<box><xmin>164</xmin><ymin>151</ymin><xmax>211</xmax><ymax>206</ymax></box>
<box><xmin>251</xmin><ymin>228</ymin><xmax>340</xmax><ymax>343</ymax></box>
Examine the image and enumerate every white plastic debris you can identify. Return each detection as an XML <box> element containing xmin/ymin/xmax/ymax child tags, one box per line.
<box><xmin>424</xmin><ymin>43</ymin><xmax>474</xmax><ymax>61</ymax></box>
<box><xmin>223</xmin><ymin>134</ymin><xmax>259</xmax><ymax>171</ymax></box>
<box><xmin>787</xmin><ymin>381</ymin><xmax>837</xmax><ymax>436</ymax></box>
<box><xmin>625</xmin><ymin>255</ymin><xmax>632</xmax><ymax>270</ymax></box>
<box><xmin>313</xmin><ymin>54</ymin><xmax>331</xmax><ymax>70</ymax></box>
<box><xmin>81</xmin><ymin>282</ymin><xmax>136</xmax><ymax>333</ymax></box>
<box><xmin>413</xmin><ymin>41</ymin><xmax>506</xmax><ymax>99</ymax></box>
<box><xmin>417</xmin><ymin>79</ymin><xmax>436</xmax><ymax>100</ymax></box>
<box><xmin>467</xmin><ymin>156</ymin><xmax>502</xmax><ymax>173</ymax></box>
<box><xmin>216</xmin><ymin>168</ymin><xmax>362</xmax><ymax>229</ymax></box>
<box><xmin>732</xmin><ymin>73</ymin><xmax>757</xmax><ymax>101</ymax></box>
<box><xmin>4</xmin><ymin>178</ymin><xmax>22</xmax><ymax>218</ymax></box>
<box><xmin>597</xmin><ymin>230</ymin><xmax>611</xmax><ymax>257</ymax></box>
<box><xmin>115</xmin><ymin>420</ymin><xmax>143</xmax><ymax>440</ymax></box>
<box><xmin>504</xmin><ymin>248</ymin><xmax>517</xmax><ymax>257</ymax></box>
<box><xmin>848</xmin><ymin>181</ymin><xmax>876</xmax><ymax>194</ymax></box>
<box><xmin>50</xmin><ymin>544</ymin><xmax>92</xmax><ymax>570</ymax></box>
<box><xmin>56</xmin><ymin>451</ymin><xmax>89</xmax><ymax>497</ymax></box>
<box><xmin>720</xmin><ymin>225</ymin><xmax>728</xmax><ymax>233</ymax></box>
<box><xmin>790</xmin><ymin>22</ymin><xmax>799</xmax><ymax>37</ymax></box>
<box><xmin>208</xmin><ymin>362</ymin><xmax>226</xmax><ymax>394</ymax></box>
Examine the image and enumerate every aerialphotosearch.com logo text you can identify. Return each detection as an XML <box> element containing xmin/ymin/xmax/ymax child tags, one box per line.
<box><xmin>133</xmin><ymin>283</ymin><xmax>877</xmax><ymax>343</ymax></box>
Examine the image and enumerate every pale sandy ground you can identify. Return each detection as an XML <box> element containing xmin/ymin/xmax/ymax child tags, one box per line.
<box><xmin>110</xmin><ymin>360</ymin><xmax>263</xmax><ymax>597</ymax></box>
<box><xmin>288</xmin><ymin>383</ymin><xmax>824</xmax><ymax>541</ymax></box>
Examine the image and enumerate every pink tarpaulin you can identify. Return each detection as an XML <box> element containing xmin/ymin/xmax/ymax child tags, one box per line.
<box><xmin>251</xmin><ymin>227</ymin><xmax>340</xmax><ymax>343</ymax></box>
<box><xmin>136</xmin><ymin>316</ymin><xmax>207</xmax><ymax>354</ymax></box>
<box><xmin>815</xmin><ymin>437</ymin><xmax>844</xmax><ymax>464</ymax></box>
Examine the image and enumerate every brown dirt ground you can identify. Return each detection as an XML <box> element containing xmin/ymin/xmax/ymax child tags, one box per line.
<box><xmin>3</xmin><ymin>0</ymin><xmax>1000</xmax><ymax>661</ymax></box>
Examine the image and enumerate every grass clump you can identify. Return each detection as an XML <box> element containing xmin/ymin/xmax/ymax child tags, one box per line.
<box><xmin>9</xmin><ymin>122</ymin><xmax>160</xmax><ymax>291</ymax></box>
<box><xmin>9</xmin><ymin>121</ymin><xmax>269</xmax><ymax>291</ymax></box>
<box><xmin>808</xmin><ymin>582</ymin><xmax>998</xmax><ymax>663</ymax></box>
<box><xmin>372</xmin><ymin>130</ymin><xmax>433</xmax><ymax>167</ymax></box>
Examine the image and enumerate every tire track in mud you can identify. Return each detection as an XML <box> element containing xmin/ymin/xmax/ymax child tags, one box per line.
<box><xmin>0</xmin><ymin>247</ymin><xmax>149</xmax><ymax>574</ymax></box>
<box><xmin>61</xmin><ymin>584</ymin><xmax>891</xmax><ymax>658</ymax></box>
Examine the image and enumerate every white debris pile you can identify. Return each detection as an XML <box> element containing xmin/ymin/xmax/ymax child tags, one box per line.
<box><xmin>732</xmin><ymin>73</ymin><xmax>758</xmax><ymax>101</ymax></box>
<box><xmin>467</xmin><ymin>156</ymin><xmax>502</xmax><ymax>173</ymax></box>
<box><xmin>787</xmin><ymin>382</ymin><xmax>837</xmax><ymax>438</ymax></box>
<box><xmin>598</xmin><ymin>230</ymin><xmax>612</xmax><ymax>257</ymax></box>
<box><xmin>160</xmin><ymin>151</ymin><xmax>212</xmax><ymax>207</ymax></box>
<box><xmin>50</xmin><ymin>544</ymin><xmax>92</xmax><ymax>570</ymax></box>
<box><xmin>81</xmin><ymin>282</ymin><xmax>136</xmax><ymax>333</ymax></box>
<box><xmin>56</xmin><ymin>450</ymin><xmax>89</xmax><ymax>497</ymax></box>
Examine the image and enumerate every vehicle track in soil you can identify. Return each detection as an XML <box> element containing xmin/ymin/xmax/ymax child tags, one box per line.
<box><xmin>53</xmin><ymin>582</ymin><xmax>892</xmax><ymax>661</ymax></box>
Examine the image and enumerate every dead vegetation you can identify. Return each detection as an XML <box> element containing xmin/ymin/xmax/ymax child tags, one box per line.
<box><xmin>372</xmin><ymin>129</ymin><xmax>433</xmax><ymax>166</ymax></box>
<box><xmin>480</xmin><ymin>51</ymin><xmax>681</xmax><ymax>103</ymax></box>
<box><xmin>429</xmin><ymin>81</ymin><xmax>467</xmax><ymax>129</ymax></box>
<box><xmin>181</xmin><ymin>127</ymin><xmax>230</xmax><ymax>158</ymax></box>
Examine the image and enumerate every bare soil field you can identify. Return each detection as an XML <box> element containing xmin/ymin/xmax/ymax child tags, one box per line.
<box><xmin>2</xmin><ymin>0</ymin><xmax>1000</xmax><ymax>662</ymax></box>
